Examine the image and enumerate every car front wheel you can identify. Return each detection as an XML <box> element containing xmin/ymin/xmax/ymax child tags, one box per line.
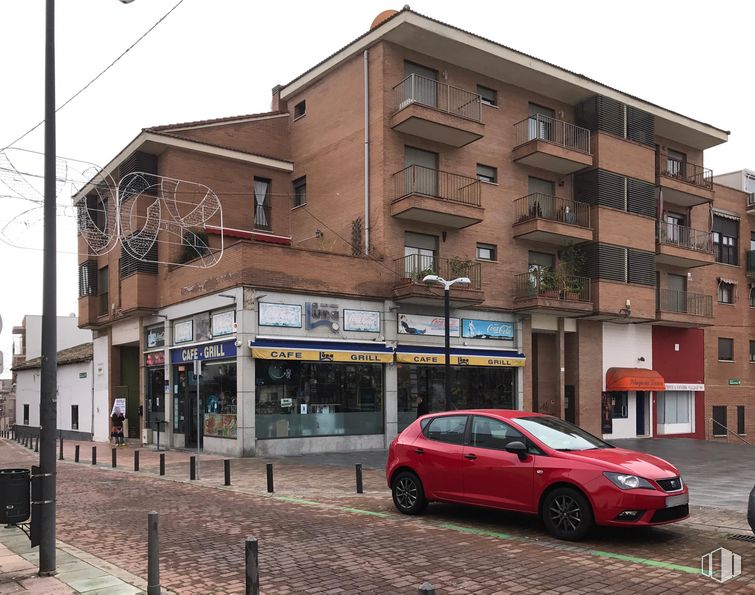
<box><xmin>542</xmin><ymin>487</ymin><xmax>594</xmax><ymax>541</ymax></box>
<box><xmin>392</xmin><ymin>471</ymin><xmax>427</xmax><ymax>515</ymax></box>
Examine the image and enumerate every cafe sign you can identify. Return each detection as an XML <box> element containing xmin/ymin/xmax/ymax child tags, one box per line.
<box><xmin>171</xmin><ymin>340</ymin><xmax>237</xmax><ymax>364</ymax></box>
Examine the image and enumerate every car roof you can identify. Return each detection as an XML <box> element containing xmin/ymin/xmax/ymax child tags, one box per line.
<box><xmin>421</xmin><ymin>409</ymin><xmax>549</xmax><ymax>420</ymax></box>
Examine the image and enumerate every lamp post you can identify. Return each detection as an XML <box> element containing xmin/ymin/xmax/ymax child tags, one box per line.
<box><xmin>422</xmin><ymin>274</ymin><xmax>471</xmax><ymax>410</ymax></box>
<box><xmin>39</xmin><ymin>0</ymin><xmax>134</xmax><ymax>575</ymax></box>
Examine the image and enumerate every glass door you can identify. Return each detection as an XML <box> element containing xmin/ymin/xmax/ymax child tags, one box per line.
<box><xmin>528</xmin><ymin>103</ymin><xmax>555</xmax><ymax>142</ymax></box>
<box><xmin>405</xmin><ymin>146</ymin><xmax>439</xmax><ymax>197</ymax></box>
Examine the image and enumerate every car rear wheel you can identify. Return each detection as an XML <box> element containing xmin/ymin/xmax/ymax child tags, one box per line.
<box><xmin>392</xmin><ymin>471</ymin><xmax>427</xmax><ymax>515</ymax></box>
<box><xmin>542</xmin><ymin>487</ymin><xmax>594</xmax><ymax>541</ymax></box>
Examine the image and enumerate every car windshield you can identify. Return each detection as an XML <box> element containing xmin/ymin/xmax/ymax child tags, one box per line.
<box><xmin>511</xmin><ymin>416</ymin><xmax>613</xmax><ymax>451</ymax></box>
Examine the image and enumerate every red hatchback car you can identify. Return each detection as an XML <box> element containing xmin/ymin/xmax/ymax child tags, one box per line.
<box><xmin>386</xmin><ymin>410</ymin><xmax>689</xmax><ymax>540</ymax></box>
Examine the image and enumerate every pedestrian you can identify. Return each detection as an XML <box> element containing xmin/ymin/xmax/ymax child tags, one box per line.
<box><xmin>416</xmin><ymin>394</ymin><xmax>429</xmax><ymax>418</ymax></box>
<box><xmin>111</xmin><ymin>406</ymin><xmax>125</xmax><ymax>447</ymax></box>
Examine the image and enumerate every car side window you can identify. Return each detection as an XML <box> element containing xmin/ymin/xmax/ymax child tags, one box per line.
<box><xmin>424</xmin><ymin>415</ymin><xmax>468</xmax><ymax>445</ymax></box>
<box><xmin>470</xmin><ymin>416</ymin><xmax>525</xmax><ymax>450</ymax></box>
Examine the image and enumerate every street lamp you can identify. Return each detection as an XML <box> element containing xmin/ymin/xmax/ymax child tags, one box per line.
<box><xmin>422</xmin><ymin>274</ymin><xmax>470</xmax><ymax>410</ymax></box>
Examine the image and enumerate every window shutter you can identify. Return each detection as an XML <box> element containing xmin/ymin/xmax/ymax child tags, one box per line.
<box><xmin>627</xmin><ymin>178</ymin><xmax>656</xmax><ymax>217</ymax></box>
<box><xmin>626</xmin><ymin>106</ymin><xmax>655</xmax><ymax>147</ymax></box>
<box><xmin>627</xmin><ymin>249</ymin><xmax>656</xmax><ymax>286</ymax></box>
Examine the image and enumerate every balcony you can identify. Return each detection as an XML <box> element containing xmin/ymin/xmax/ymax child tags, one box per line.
<box><xmin>656</xmin><ymin>288</ymin><xmax>714</xmax><ymax>327</ymax></box>
<box><xmin>747</xmin><ymin>251</ymin><xmax>755</xmax><ymax>278</ymax></box>
<box><xmin>391</xmin><ymin>74</ymin><xmax>484</xmax><ymax>147</ymax></box>
<box><xmin>511</xmin><ymin>115</ymin><xmax>593</xmax><ymax>174</ymax></box>
<box><xmin>512</xmin><ymin>194</ymin><xmax>593</xmax><ymax>245</ymax></box>
<box><xmin>512</xmin><ymin>272</ymin><xmax>593</xmax><ymax>315</ymax></box>
<box><xmin>656</xmin><ymin>222</ymin><xmax>714</xmax><ymax>268</ymax></box>
<box><xmin>391</xmin><ymin>165</ymin><xmax>484</xmax><ymax>229</ymax></box>
<box><xmin>393</xmin><ymin>254</ymin><xmax>484</xmax><ymax>306</ymax></box>
<box><xmin>747</xmin><ymin>193</ymin><xmax>755</xmax><ymax>215</ymax></box>
<box><xmin>656</xmin><ymin>152</ymin><xmax>713</xmax><ymax>206</ymax></box>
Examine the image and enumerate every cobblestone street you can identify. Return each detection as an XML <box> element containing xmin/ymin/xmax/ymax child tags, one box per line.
<box><xmin>1</xmin><ymin>437</ymin><xmax>754</xmax><ymax>593</ymax></box>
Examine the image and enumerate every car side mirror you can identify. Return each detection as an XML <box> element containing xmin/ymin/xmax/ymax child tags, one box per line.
<box><xmin>505</xmin><ymin>441</ymin><xmax>528</xmax><ymax>461</ymax></box>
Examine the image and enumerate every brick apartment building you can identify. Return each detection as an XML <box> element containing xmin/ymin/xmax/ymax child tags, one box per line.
<box><xmin>73</xmin><ymin>8</ymin><xmax>750</xmax><ymax>456</ymax></box>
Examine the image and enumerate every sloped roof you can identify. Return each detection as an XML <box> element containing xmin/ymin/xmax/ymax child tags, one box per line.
<box><xmin>146</xmin><ymin>111</ymin><xmax>287</xmax><ymax>133</ymax></box>
<box><xmin>12</xmin><ymin>342</ymin><xmax>93</xmax><ymax>372</ymax></box>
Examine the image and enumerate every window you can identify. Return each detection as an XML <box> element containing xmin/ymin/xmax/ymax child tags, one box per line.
<box><xmin>718</xmin><ymin>338</ymin><xmax>734</xmax><ymax>361</ymax></box>
<box><xmin>657</xmin><ymin>392</ymin><xmax>690</xmax><ymax>425</ymax></box>
<box><xmin>424</xmin><ymin>415</ymin><xmax>468</xmax><ymax>445</ymax></box>
<box><xmin>23</xmin><ymin>404</ymin><xmax>29</xmax><ymax>425</ymax></box>
<box><xmin>712</xmin><ymin>405</ymin><xmax>727</xmax><ymax>437</ymax></box>
<box><xmin>71</xmin><ymin>405</ymin><xmax>79</xmax><ymax>431</ymax></box>
<box><xmin>610</xmin><ymin>392</ymin><xmax>628</xmax><ymax>418</ymax></box>
<box><xmin>738</xmin><ymin>406</ymin><xmax>746</xmax><ymax>435</ymax></box>
<box><xmin>253</xmin><ymin>177</ymin><xmax>271</xmax><ymax>231</ymax></box>
<box><xmin>477</xmin><ymin>85</ymin><xmax>497</xmax><ymax>106</ymax></box>
<box><xmin>78</xmin><ymin>260</ymin><xmax>97</xmax><ymax>297</ymax></box>
<box><xmin>712</xmin><ymin>215</ymin><xmax>739</xmax><ymax>265</ymax></box>
<box><xmin>718</xmin><ymin>282</ymin><xmax>735</xmax><ymax>304</ymax></box>
<box><xmin>750</xmin><ymin>341</ymin><xmax>755</xmax><ymax>362</ymax></box>
<box><xmin>666</xmin><ymin>149</ymin><xmax>686</xmax><ymax>178</ymax></box>
<box><xmin>528</xmin><ymin>103</ymin><xmax>555</xmax><ymax>142</ymax></box>
<box><xmin>97</xmin><ymin>266</ymin><xmax>109</xmax><ymax>316</ymax></box>
<box><xmin>404</xmin><ymin>232</ymin><xmax>437</xmax><ymax>279</ymax></box>
<box><xmin>470</xmin><ymin>416</ymin><xmax>524</xmax><ymax>450</ymax></box>
<box><xmin>476</xmin><ymin>164</ymin><xmax>497</xmax><ymax>183</ymax></box>
<box><xmin>292</xmin><ymin>177</ymin><xmax>307</xmax><ymax>207</ymax></box>
<box><xmin>294</xmin><ymin>100</ymin><xmax>306</xmax><ymax>119</ymax></box>
<box><xmin>476</xmin><ymin>243</ymin><xmax>497</xmax><ymax>261</ymax></box>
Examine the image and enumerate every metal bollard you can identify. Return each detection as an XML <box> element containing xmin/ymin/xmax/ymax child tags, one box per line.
<box><xmin>355</xmin><ymin>463</ymin><xmax>363</xmax><ymax>494</ymax></box>
<box><xmin>147</xmin><ymin>511</ymin><xmax>161</xmax><ymax>595</ymax></box>
<box><xmin>134</xmin><ymin>450</ymin><xmax>140</xmax><ymax>472</ymax></box>
<box><xmin>92</xmin><ymin>446</ymin><xmax>97</xmax><ymax>465</ymax></box>
<box><xmin>418</xmin><ymin>582</ymin><xmax>436</xmax><ymax>595</ymax></box>
<box><xmin>190</xmin><ymin>456</ymin><xmax>196</xmax><ymax>480</ymax></box>
<box><xmin>75</xmin><ymin>444</ymin><xmax>80</xmax><ymax>462</ymax></box>
<box><xmin>224</xmin><ymin>459</ymin><xmax>231</xmax><ymax>486</ymax></box>
<box><xmin>112</xmin><ymin>447</ymin><xmax>117</xmax><ymax>468</ymax></box>
<box><xmin>59</xmin><ymin>434</ymin><xmax>64</xmax><ymax>460</ymax></box>
<box><xmin>266</xmin><ymin>463</ymin><xmax>274</xmax><ymax>493</ymax></box>
<box><xmin>245</xmin><ymin>536</ymin><xmax>259</xmax><ymax>595</ymax></box>
<box><xmin>159</xmin><ymin>453</ymin><xmax>165</xmax><ymax>476</ymax></box>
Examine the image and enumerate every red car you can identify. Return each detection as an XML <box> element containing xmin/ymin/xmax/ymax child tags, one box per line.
<box><xmin>386</xmin><ymin>410</ymin><xmax>689</xmax><ymax>540</ymax></box>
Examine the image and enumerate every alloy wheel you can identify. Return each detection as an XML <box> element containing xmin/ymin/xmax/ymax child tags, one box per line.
<box><xmin>549</xmin><ymin>494</ymin><xmax>582</xmax><ymax>533</ymax></box>
<box><xmin>395</xmin><ymin>477</ymin><xmax>418</xmax><ymax>510</ymax></box>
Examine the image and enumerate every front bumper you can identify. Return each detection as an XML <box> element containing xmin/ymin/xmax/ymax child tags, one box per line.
<box><xmin>591</xmin><ymin>482</ymin><xmax>689</xmax><ymax>526</ymax></box>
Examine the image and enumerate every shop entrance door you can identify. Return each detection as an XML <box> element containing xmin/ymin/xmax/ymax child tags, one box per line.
<box><xmin>636</xmin><ymin>391</ymin><xmax>649</xmax><ymax>437</ymax></box>
<box><xmin>185</xmin><ymin>389</ymin><xmax>203</xmax><ymax>449</ymax></box>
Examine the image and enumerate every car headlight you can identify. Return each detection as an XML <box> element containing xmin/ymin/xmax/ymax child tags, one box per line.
<box><xmin>603</xmin><ymin>472</ymin><xmax>655</xmax><ymax>490</ymax></box>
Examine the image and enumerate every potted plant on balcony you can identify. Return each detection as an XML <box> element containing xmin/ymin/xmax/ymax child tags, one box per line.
<box><xmin>539</xmin><ymin>268</ymin><xmax>560</xmax><ymax>298</ymax></box>
<box><xmin>555</xmin><ymin>243</ymin><xmax>586</xmax><ymax>300</ymax></box>
<box><xmin>449</xmin><ymin>255</ymin><xmax>473</xmax><ymax>279</ymax></box>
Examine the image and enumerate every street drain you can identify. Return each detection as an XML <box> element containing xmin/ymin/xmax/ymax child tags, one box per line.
<box><xmin>727</xmin><ymin>533</ymin><xmax>755</xmax><ymax>543</ymax></box>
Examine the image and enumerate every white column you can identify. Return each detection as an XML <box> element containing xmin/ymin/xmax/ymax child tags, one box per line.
<box><xmin>163</xmin><ymin>319</ymin><xmax>173</xmax><ymax>448</ymax></box>
<box><xmin>237</xmin><ymin>287</ymin><xmax>256</xmax><ymax>456</ymax></box>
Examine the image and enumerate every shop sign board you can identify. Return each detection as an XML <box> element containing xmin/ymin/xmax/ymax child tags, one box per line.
<box><xmin>398</xmin><ymin>314</ymin><xmax>460</xmax><ymax>337</ymax></box>
<box><xmin>343</xmin><ymin>309</ymin><xmax>380</xmax><ymax>332</ymax></box>
<box><xmin>259</xmin><ymin>303</ymin><xmax>302</xmax><ymax>328</ymax></box>
<box><xmin>251</xmin><ymin>346</ymin><xmax>393</xmax><ymax>363</ymax></box>
<box><xmin>664</xmin><ymin>383</ymin><xmax>704</xmax><ymax>391</ymax></box>
<box><xmin>171</xmin><ymin>339</ymin><xmax>237</xmax><ymax>364</ymax></box>
<box><xmin>728</xmin><ymin>379</ymin><xmax>741</xmax><ymax>385</ymax></box>
<box><xmin>306</xmin><ymin>302</ymin><xmax>340</xmax><ymax>332</ymax></box>
<box><xmin>395</xmin><ymin>352</ymin><xmax>526</xmax><ymax>367</ymax></box>
<box><xmin>462</xmin><ymin>319</ymin><xmax>514</xmax><ymax>340</ymax></box>
<box><xmin>145</xmin><ymin>351</ymin><xmax>165</xmax><ymax>367</ymax></box>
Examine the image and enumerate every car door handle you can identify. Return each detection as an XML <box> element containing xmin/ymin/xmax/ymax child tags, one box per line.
<box><xmin>414</xmin><ymin>448</ymin><xmax>424</xmax><ymax>455</ymax></box>
<box><xmin>464</xmin><ymin>453</ymin><xmax>477</xmax><ymax>460</ymax></box>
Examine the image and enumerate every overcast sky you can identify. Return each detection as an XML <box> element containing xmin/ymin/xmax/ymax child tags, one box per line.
<box><xmin>1</xmin><ymin>0</ymin><xmax>753</xmax><ymax>377</ymax></box>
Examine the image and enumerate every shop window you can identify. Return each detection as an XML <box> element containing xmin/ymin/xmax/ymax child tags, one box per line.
<box><xmin>71</xmin><ymin>405</ymin><xmax>79</xmax><ymax>431</ymax></box>
<box><xmin>255</xmin><ymin>360</ymin><xmax>384</xmax><ymax>439</ymax></box>
<box><xmin>476</xmin><ymin>164</ymin><xmax>497</xmax><ymax>183</ymax></box>
<box><xmin>477</xmin><ymin>84</ymin><xmax>497</xmax><ymax>107</ymax></box>
<box><xmin>712</xmin><ymin>405</ymin><xmax>727</xmax><ymax>437</ymax></box>
<box><xmin>476</xmin><ymin>243</ymin><xmax>497</xmax><ymax>262</ymax></box>
<box><xmin>718</xmin><ymin>338</ymin><xmax>734</xmax><ymax>361</ymax></box>
<box><xmin>425</xmin><ymin>415</ymin><xmax>468</xmax><ymax>445</ymax></box>
<box><xmin>717</xmin><ymin>281</ymin><xmax>735</xmax><ymax>304</ymax></box>
<box><xmin>292</xmin><ymin>176</ymin><xmax>307</xmax><ymax>207</ymax></box>
<box><xmin>23</xmin><ymin>404</ymin><xmax>29</xmax><ymax>425</ymax></box>
<box><xmin>737</xmin><ymin>405</ymin><xmax>746</xmax><ymax>435</ymax></box>
<box><xmin>608</xmin><ymin>392</ymin><xmax>628</xmax><ymax>418</ymax></box>
<box><xmin>657</xmin><ymin>392</ymin><xmax>690</xmax><ymax>425</ymax></box>
<box><xmin>145</xmin><ymin>367</ymin><xmax>165</xmax><ymax>430</ymax></box>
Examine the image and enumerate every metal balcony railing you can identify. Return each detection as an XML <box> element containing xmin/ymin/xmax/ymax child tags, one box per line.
<box><xmin>513</xmin><ymin>272</ymin><xmax>591</xmax><ymax>302</ymax></box>
<box><xmin>657</xmin><ymin>222</ymin><xmax>713</xmax><ymax>253</ymax></box>
<box><xmin>513</xmin><ymin>193</ymin><xmax>591</xmax><ymax>228</ymax></box>
<box><xmin>395</xmin><ymin>254</ymin><xmax>482</xmax><ymax>290</ymax></box>
<box><xmin>393</xmin><ymin>74</ymin><xmax>482</xmax><ymax>122</ymax></box>
<box><xmin>393</xmin><ymin>165</ymin><xmax>481</xmax><ymax>207</ymax></box>
<box><xmin>657</xmin><ymin>289</ymin><xmax>712</xmax><ymax>317</ymax></box>
<box><xmin>513</xmin><ymin>114</ymin><xmax>591</xmax><ymax>154</ymax></box>
<box><xmin>657</xmin><ymin>153</ymin><xmax>713</xmax><ymax>190</ymax></box>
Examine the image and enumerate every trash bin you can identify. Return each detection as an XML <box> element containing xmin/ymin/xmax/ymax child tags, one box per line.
<box><xmin>0</xmin><ymin>468</ymin><xmax>30</xmax><ymax>524</ymax></box>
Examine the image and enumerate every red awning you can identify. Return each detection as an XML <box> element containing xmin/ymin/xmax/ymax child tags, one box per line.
<box><xmin>606</xmin><ymin>367</ymin><xmax>665</xmax><ymax>392</ymax></box>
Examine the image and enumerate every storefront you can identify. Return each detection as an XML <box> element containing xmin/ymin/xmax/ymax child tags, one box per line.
<box><xmin>144</xmin><ymin>325</ymin><xmax>166</xmax><ymax>439</ymax></box>
<box><xmin>395</xmin><ymin>345</ymin><xmax>524</xmax><ymax>431</ymax></box>
<box><xmin>171</xmin><ymin>339</ymin><xmax>238</xmax><ymax>448</ymax></box>
<box><xmin>250</xmin><ymin>339</ymin><xmax>392</xmax><ymax>439</ymax></box>
<box><xmin>601</xmin><ymin>367</ymin><xmax>665</xmax><ymax>438</ymax></box>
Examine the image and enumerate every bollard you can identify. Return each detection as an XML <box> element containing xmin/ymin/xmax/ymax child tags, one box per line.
<box><xmin>159</xmin><ymin>453</ymin><xmax>165</xmax><ymax>476</ymax></box>
<box><xmin>112</xmin><ymin>447</ymin><xmax>117</xmax><ymax>468</ymax></box>
<box><xmin>59</xmin><ymin>434</ymin><xmax>64</xmax><ymax>460</ymax></box>
<box><xmin>92</xmin><ymin>446</ymin><xmax>97</xmax><ymax>465</ymax></box>
<box><xmin>134</xmin><ymin>450</ymin><xmax>140</xmax><ymax>472</ymax></box>
<box><xmin>418</xmin><ymin>582</ymin><xmax>436</xmax><ymax>595</ymax></box>
<box><xmin>266</xmin><ymin>463</ymin><xmax>274</xmax><ymax>493</ymax></box>
<box><xmin>147</xmin><ymin>511</ymin><xmax>161</xmax><ymax>595</ymax></box>
<box><xmin>75</xmin><ymin>444</ymin><xmax>80</xmax><ymax>462</ymax></box>
<box><xmin>190</xmin><ymin>456</ymin><xmax>196</xmax><ymax>480</ymax></box>
<box><xmin>224</xmin><ymin>459</ymin><xmax>231</xmax><ymax>486</ymax></box>
<box><xmin>355</xmin><ymin>463</ymin><xmax>363</xmax><ymax>494</ymax></box>
<box><xmin>245</xmin><ymin>536</ymin><xmax>259</xmax><ymax>595</ymax></box>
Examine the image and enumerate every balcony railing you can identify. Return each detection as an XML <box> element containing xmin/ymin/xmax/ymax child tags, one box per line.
<box><xmin>657</xmin><ymin>289</ymin><xmax>712</xmax><ymax>317</ymax></box>
<box><xmin>514</xmin><ymin>193</ymin><xmax>591</xmax><ymax>228</ymax></box>
<box><xmin>393</xmin><ymin>74</ymin><xmax>482</xmax><ymax>122</ymax></box>
<box><xmin>747</xmin><ymin>250</ymin><xmax>755</xmax><ymax>277</ymax></box>
<box><xmin>657</xmin><ymin>222</ymin><xmax>713</xmax><ymax>253</ymax></box>
<box><xmin>253</xmin><ymin>202</ymin><xmax>272</xmax><ymax>232</ymax></box>
<box><xmin>513</xmin><ymin>272</ymin><xmax>591</xmax><ymax>302</ymax></box>
<box><xmin>395</xmin><ymin>254</ymin><xmax>482</xmax><ymax>290</ymax></box>
<box><xmin>393</xmin><ymin>165</ymin><xmax>481</xmax><ymax>207</ymax></box>
<box><xmin>657</xmin><ymin>153</ymin><xmax>713</xmax><ymax>190</ymax></box>
<box><xmin>747</xmin><ymin>193</ymin><xmax>755</xmax><ymax>209</ymax></box>
<box><xmin>513</xmin><ymin>114</ymin><xmax>591</xmax><ymax>154</ymax></box>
